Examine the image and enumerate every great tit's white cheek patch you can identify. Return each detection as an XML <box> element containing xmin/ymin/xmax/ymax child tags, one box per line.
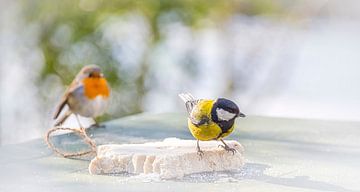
<box><xmin>216</xmin><ymin>108</ymin><xmax>236</xmax><ymax>121</ymax></box>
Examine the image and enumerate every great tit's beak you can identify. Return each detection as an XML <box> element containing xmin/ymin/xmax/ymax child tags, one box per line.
<box><xmin>237</xmin><ymin>112</ymin><xmax>246</xmax><ymax>118</ymax></box>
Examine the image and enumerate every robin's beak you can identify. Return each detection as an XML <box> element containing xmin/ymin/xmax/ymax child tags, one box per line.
<box><xmin>237</xmin><ymin>112</ymin><xmax>246</xmax><ymax>118</ymax></box>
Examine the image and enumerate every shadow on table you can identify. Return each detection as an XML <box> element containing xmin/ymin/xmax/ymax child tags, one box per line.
<box><xmin>184</xmin><ymin>163</ymin><xmax>357</xmax><ymax>192</ymax></box>
<box><xmin>241</xmin><ymin>163</ymin><xmax>357</xmax><ymax>192</ymax></box>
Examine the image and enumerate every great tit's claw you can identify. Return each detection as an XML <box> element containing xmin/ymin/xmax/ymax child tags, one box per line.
<box><xmin>220</xmin><ymin>145</ymin><xmax>237</xmax><ymax>155</ymax></box>
<box><xmin>196</xmin><ymin>148</ymin><xmax>204</xmax><ymax>159</ymax></box>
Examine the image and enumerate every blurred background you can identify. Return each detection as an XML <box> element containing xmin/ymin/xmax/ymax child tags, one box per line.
<box><xmin>1</xmin><ymin>0</ymin><xmax>360</xmax><ymax>145</ymax></box>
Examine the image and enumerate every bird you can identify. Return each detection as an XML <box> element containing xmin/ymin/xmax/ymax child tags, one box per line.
<box><xmin>53</xmin><ymin>65</ymin><xmax>110</xmax><ymax>128</ymax></box>
<box><xmin>179</xmin><ymin>93</ymin><xmax>245</xmax><ymax>156</ymax></box>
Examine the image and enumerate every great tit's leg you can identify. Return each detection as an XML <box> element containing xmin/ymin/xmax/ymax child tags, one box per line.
<box><xmin>220</xmin><ymin>139</ymin><xmax>237</xmax><ymax>155</ymax></box>
<box><xmin>196</xmin><ymin>140</ymin><xmax>204</xmax><ymax>157</ymax></box>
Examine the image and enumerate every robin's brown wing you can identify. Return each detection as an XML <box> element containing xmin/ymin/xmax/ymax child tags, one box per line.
<box><xmin>53</xmin><ymin>79</ymin><xmax>80</xmax><ymax>119</ymax></box>
<box><xmin>53</xmin><ymin>96</ymin><xmax>67</xmax><ymax>120</ymax></box>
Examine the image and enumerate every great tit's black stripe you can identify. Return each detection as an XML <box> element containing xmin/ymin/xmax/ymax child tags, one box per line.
<box><xmin>215</xmin><ymin>119</ymin><xmax>235</xmax><ymax>138</ymax></box>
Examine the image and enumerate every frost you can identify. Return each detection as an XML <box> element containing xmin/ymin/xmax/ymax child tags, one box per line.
<box><xmin>89</xmin><ymin>138</ymin><xmax>245</xmax><ymax>179</ymax></box>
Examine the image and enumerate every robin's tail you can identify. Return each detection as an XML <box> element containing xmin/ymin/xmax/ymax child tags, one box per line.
<box><xmin>54</xmin><ymin>110</ymin><xmax>72</xmax><ymax>127</ymax></box>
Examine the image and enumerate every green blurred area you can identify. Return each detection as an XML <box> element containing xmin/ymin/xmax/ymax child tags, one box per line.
<box><xmin>20</xmin><ymin>0</ymin><xmax>290</xmax><ymax>120</ymax></box>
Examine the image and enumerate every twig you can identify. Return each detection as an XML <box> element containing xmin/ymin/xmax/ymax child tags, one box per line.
<box><xmin>45</xmin><ymin>126</ymin><xmax>97</xmax><ymax>158</ymax></box>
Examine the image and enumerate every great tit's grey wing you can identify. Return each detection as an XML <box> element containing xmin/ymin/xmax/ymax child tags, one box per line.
<box><xmin>179</xmin><ymin>92</ymin><xmax>209</xmax><ymax>126</ymax></box>
<box><xmin>190</xmin><ymin>115</ymin><xmax>210</xmax><ymax>127</ymax></box>
<box><xmin>178</xmin><ymin>93</ymin><xmax>200</xmax><ymax>115</ymax></box>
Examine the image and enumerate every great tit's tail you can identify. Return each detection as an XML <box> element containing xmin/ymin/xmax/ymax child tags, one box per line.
<box><xmin>178</xmin><ymin>92</ymin><xmax>198</xmax><ymax>114</ymax></box>
<box><xmin>178</xmin><ymin>92</ymin><xmax>195</xmax><ymax>103</ymax></box>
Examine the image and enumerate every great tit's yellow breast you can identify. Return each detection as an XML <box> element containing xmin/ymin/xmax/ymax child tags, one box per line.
<box><xmin>188</xmin><ymin>100</ymin><xmax>223</xmax><ymax>141</ymax></box>
<box><xmin>188</xmin><ymin>120</ymin><xmax>223</xmax><ymax>141</ymax></box>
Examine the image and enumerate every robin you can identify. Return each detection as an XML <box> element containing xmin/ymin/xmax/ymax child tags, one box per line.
<box><xmin>53</xmin><ymin>65</ymin><xmax>110</xmax><ymax>128</ymax></box>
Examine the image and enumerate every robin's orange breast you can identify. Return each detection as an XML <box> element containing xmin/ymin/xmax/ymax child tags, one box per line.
<box><xmin>82</xmin><ymin>77</ymin><xmax>110</xmax><ymax>99</ymax></box>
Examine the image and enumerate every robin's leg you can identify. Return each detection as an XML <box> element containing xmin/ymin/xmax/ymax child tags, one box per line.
<box><xmin>89</xmin><ymin>118</ymin><xmax>106</xmax><ymax>129</ymax></box>
<box><xmin>219</xmin><ymin>139</ymin><xmax>237</xmax><ymax>154</ymax></box>
<box><xmin>75</xmin><ymin>114</ymin><xmax>85</xmax><ymax>131</ymax></box>
<box><xmin>196</xmin><ymin>140</ymin><xmax>204</xmax><ymax>157</ymax></box>
<box><xmin>75</xmin><ymin>114</ymin><xmax>96</xmax><ymax>151</ymax></box>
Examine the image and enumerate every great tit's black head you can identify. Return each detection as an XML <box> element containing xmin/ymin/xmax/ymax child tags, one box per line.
<box><xmin>211</xmin><ymin>98</ymin><xmax>245</xmax><ymax>122</ymax></box>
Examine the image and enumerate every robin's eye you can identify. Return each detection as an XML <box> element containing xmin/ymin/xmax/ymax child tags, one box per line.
<box><xmin>89</xmin><ymin>72</ymin><xmax>100</xmax><ymax>78</ymax></box>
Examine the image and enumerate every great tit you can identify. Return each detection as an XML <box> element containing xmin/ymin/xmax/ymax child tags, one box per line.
<box><xmin>179</xmin><ymin>93</ymin><xmax>245</xmax><ymax>156</ymax></box>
